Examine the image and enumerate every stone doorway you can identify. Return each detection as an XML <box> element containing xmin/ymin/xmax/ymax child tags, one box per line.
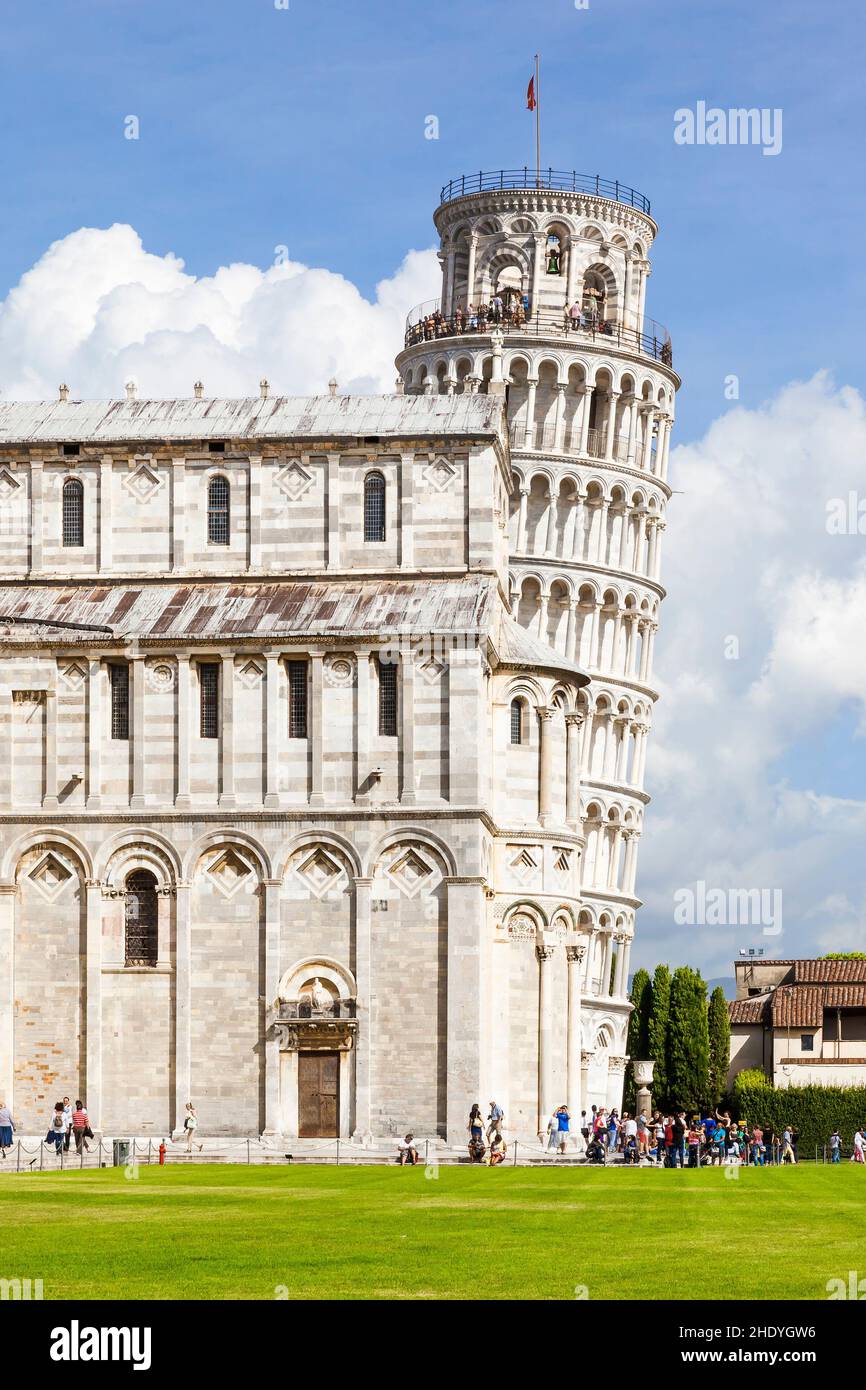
<box><xmin>298</xmin><ymin>1052</ymin><xmax>340</xmax><ymax>1137</ymax></box>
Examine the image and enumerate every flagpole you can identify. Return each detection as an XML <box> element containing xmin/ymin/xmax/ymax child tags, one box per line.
<box><xmin>535</xmin><ymin>53</ymin><xmax>541</xmax><ymax>188</ymax></box>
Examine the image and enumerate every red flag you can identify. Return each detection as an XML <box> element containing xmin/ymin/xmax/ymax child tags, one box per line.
<box><xmin>526</xmin><ymin>75</ymin><xmax>536</xmax><ymax>111</ymax></box>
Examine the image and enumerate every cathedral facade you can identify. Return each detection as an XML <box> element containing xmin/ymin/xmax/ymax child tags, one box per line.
<box><xmin>0</xmin><ymin>169</ymin><xmax>677</xmax><ymax>1143</ymax></box>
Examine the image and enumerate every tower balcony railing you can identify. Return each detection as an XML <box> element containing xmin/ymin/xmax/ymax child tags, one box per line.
<box><xmin>509</xmin><ymin>422</ymin><xmax>641</xmax><ymax>465</ymax></box>
<box><xmin>403</xmin><ymin>300</ymin><xmax>673</xmax><ymax>367</ymax></box>
<box><xmin>439</xmin><ymin>168</ymin><xmax>651</xmax><ymax>216</ymax></box>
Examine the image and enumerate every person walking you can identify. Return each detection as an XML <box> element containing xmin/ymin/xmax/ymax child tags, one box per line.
<box><xmin>851</xmin><ymin>1128</ymin><xmax>865</xmax><ymax>1164</ymax></box>
<box><xmin>751</xmin><ymin>1124</ymin><xmax>765</xmax><ymax>1167</ymax></box>
<box><xmin>829</xmin><ymin>1128</ymin><xmax>842</xmax><ymax>1163</ymax></box>
<box><xmin>181</xmin><ymin>1102</ymin><xmax>203</xmax><ymax>1153</ymax></box>
<box><xmin>0</xmin><ymin>1101</ymin><xmax>13</xmax><ymax>1158</ymax></box>
<box><xmin>580</xmin><ymin>1109</ymin><xmax>591</xmax><ymax>1152</ymax></box>
<box><xmin>486</xmin><ymin>1100</ymin><xmax>504</xmax><ymax>1141</ymax></box>
<box><xmin>781</xmin><ymin>1125</ymin><xmax>796</xmax><ymax>1164</ymax></box>
<box><xmin>61</xmin><ymin>1096</ymin><xmax>73</xmax><ymax>1153</ymax></box>
<box><xmin>46</xmin><ymin>1102</ymin><xmax>66</xmax><ymax>1156</ymax></box>
<box><xmin>72</xmin><ymin>1101</ymin><xmax>91</xmax><ymax>1155</ymax></box>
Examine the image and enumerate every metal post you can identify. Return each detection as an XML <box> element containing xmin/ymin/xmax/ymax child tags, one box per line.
<box><xmin>246</xmin><ymin>1139</ymin><xmax>250</xmax><ymax>1165</ymax></box>
<box><xmin>39</xmin><ymin>1141</ymin><xmax>44</xmax><ymax>1171</ymax></box>
<box><xmin>512</xmin><ymin>1140</ymin><xmax>518</xmax><ymax>1166</ymax></box>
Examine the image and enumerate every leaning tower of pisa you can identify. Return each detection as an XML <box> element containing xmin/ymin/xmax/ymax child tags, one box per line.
<box><xmin>396</xmin><ymin>168</ymin><xmax>678</xmax><ymax>1111</ymax></box>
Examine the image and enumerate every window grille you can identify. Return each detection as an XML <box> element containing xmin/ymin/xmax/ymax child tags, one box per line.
<box><xmin>125</xmin><ymin>870</ymin><xmax>158</xmax><ymax>967</ymax></box>
<box><xmin>288</xmin><ymin>660</ymin><xmax>308</xmax><ymax>738</ymax></box>
<box><xmin>378</xmin><ymin>658</ymin><xmax>397</xmax><ymax>736</ymax></box>
<box><xmin>363</xmin><ymin>472</ymin><xmax>386</xmax><ymax>542</ymax></box>
<box><xmin>207</xmin><ymin>475</ymin><xmax>230</xmax><ymax>545</ymax></box>
<box><xmin>510</xmin><ymin>699</ymin><xmax>523</xmax><ymax>744</ymax></box>
<box><xmin>110</xmin><ymin>664</ymin><xmax>129</xmax><ymax>740</ymax></box>
<box><xmin>200</xmin><ymin>663</ymin><xmax>219</xmax><ymax>738</ymax></box>
<box><xmin>62</xmin><ymin>478</ymin><xmax>84</xmax><ymax>547</ymax></box>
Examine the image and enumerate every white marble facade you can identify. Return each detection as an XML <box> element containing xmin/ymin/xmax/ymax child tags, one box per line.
<box><xmin>0</xmin><ymin>172</ymin><xmax>677</xmax><ymax>1143</ymax></box>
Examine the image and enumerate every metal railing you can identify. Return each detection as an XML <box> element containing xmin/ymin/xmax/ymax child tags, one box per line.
<box><xmin>403</xmin><ymin>301</ymin><xmax>673</xmax><ymax>366</ymax></box>
<box><xmin>439</xmin><ymin>168</ymin><xmax>651</xmax><ymax>216</ymax></box>
<box><xmin>509</xmin><ymin>422</ymin><xmax>644</xmax><ymax>464</ymax></box>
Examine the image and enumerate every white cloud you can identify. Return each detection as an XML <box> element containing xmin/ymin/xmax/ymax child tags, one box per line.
<box><xmin>640</xmin><ymin>372</ymin><xmax>866</xmax><ymax>976</ymax></box>
<box><xmin>0</xmin><ymin>224</ymin><xmax>440</xmax><ymax>401</ymax></box>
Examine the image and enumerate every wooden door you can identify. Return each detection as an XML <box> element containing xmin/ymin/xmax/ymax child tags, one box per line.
<box><xmin>298</xmin><ymin>1052</ymin><xmax>339</xmax><ymax>1137</ymax></box>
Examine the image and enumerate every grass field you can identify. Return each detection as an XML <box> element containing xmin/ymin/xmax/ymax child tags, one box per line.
<box><xmin>0</xmin><ymin>1162</ymin><xmax>862</xmax><ymax>1300</ymax></box>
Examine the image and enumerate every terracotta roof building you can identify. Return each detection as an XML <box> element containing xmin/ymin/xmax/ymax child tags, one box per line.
<box><xmin>728</xmin><ymin>958</ymin><xmax>866</xmax><ymax>1088</ymax></box>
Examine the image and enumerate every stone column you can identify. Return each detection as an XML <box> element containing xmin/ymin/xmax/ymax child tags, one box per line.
<box><xmin>536</xmin><ymin>591</ymin><xmax>549</xmax><ymax>642</ymax></box>
<box><xmin>130</xmin><ymin>656</ymin><xmax>146</xmax><ymax>808</ymax></box>
<box><xmin>653</xmin><ymin>418</ymin><xmax>667</xmax><ymax>477</ymax></box>
<box><xmin>566</xmin><ymin>233</ymin><xmax>579</xmax><ymax>305</ymax></box>
<box><xmin>635</xmin><ymin>513</ymin><xmax>648</xmax><ymax>573</ymax></box>
<box><xmin>661</xmin><ymin>418</ymin><xmax>673</xmax><ymax>480</ymax></box>
<box><xmin>536</xmin><ymin>941</ymin><xmax>556</xmax><ymax>1134</ymax></box>
<box><xmin>596</xmin><ymin>498</ymin><xmax>610</xmax><ymax>565</ymax></box>
<box><xmin>43</xmin><ymin>688</ymin><xmax>59</xmax><ymax>810</ymax></box>
<box><xmin>171</xmin><ymin>457</ymin><xmax>186</xmax><ymax>571</ymax></box>
<box><xmin>399</xmin><ymin>451</ymin><xmax>415</xmax><ymax>569</ymax></box>
<box><xmin>262</xmin><ymin>879</ymin><xmax>282</xmax><ymax>1135</ymax></box>
<box><xmin>218</xmin><ymin>654</ymin><xmax>236</xmax><ymax>807</ymax></box>
<box><xmin>641</xmin><ymin>408</ymin><xmax>655</xmax><ymax>471</ymax></box>
<box><xmin>608</xmin><ymin>826</ymin><xmax>624</xmax><ymax>890</ymax></box>
<box><xmin>28</xmin><ymin>458</ymin><xmax>43</xmax><ymax>573</ymax></box>
<box><xmin>578</xmin><ymin>386</ymin><xmax>592</xmax><ymax>455</ymax></box>
<box><xmin>544</xmin><ymin>489</ymin><xmax>558</xmax><ymax>555</ymax></box>
<box><xmin>0</xmin><ymin>884</ymin><xmax>16</xmax><ymax>1110</ymax></box>
<box><xmin>354</xmin><ymin>651</ymin><xmax>370</xmax><ymax>804</ymax></box>
<box><xmin>444</xmin><ymin>245</ymin><xmax>456</xmax><ymax>317</ymax></box>
<box><xmin>580</xmin><ymin>704</ymin><xmax>595</xmax><ymax>773</ymax></box>
<box><xmin>264</xmin><ymin>653</ymin><xmax>281</xmax><ymax>808</ymax></box>
<box><xmin>601</xmin><ymin>931</ymin><xmax>614</xmax><ymax>996</ymax></box>
<box><xmin>523</xmin><ymin>378</ymin><xmax>538</xmax><ymax>448</ymax></box>
<box><xmin>615</xmin><ymin>718</ymin><xmax>631</xmax><ymax>782</ymax></box>
<box><xmin>553</xmin><ymin>383</ymin><xmax>567</xmax><ymax>452</ymax></box>
<box><xmin>611</xmin><ymin>607</ymin><xmax>623</xmax><ymax>672</ymax></box>
<box><xmin>85</xmin><ymin>879</ymin><xmax>103</xmax><ymax>1130</ymax></box>
<box><xmin>619</xmin><ymin>508</ymin><xmax>633</xmax><ymax>570</ymax></box>
<box><xmin>624</xmin><ymin>616</ymin><xmax>638</xmax><ymax>677</ymax></box>
<box><xmin>531</xmin><ymin>234</ymin><xmax>545</xmax><ymax>311</ymax></box>
<box><xmin>625</xmin><ymin>397</ymin><xmax>638</xmax><ymax>465</ymax></box>
<box><xmin>613</xmin><ymin>934</ymin><xmax>627</xmax><ymax>996</ymax></box>
<box><xmin>565</xmin><ymin>601</ymin><xmax>579</xmax><ymax>661</ymax></box>
<box><xmin>174</xmin><ymin>656</ymin><xmax>191</xmax><ymax>808</ymax></box>
<box><xmin>565</xmin><ymin>713</ymin><xmax>583</xmax><ymax>827</ymax></box>
<box><xmin>536</xmin><ymin>706</ymin><xmax>554</xmax><ymax>826</ymax></box>
<box><xmin>588</xmin><ymin>603</ymin><xmax>600</xmax><ymax>671</ymax></box>
<box><xmin>652</xmin><ymin>522</ymin><xmax>666</xmax><ymax>581</ymax></box>
<box><xmin>571</xmin><ymin>491</ymin><xmax>585</xmax><ymax>560</ymax></box>
<box><xmin>445</xmin><ymin>877</ymin><xmax>486</xmax><ymax>1143</ymax></box>
<box><xmin>399</xmin><ymin>652</ymin><xmax>416</xmax><ymax>804</ymax></box>
<box><xmin>247</xmin><ymin>454</ymin><xmax>262</xmax><ymax>570</ymax></box>
<box><xmin>604</xmin><ymin>392</ymin><xmax>620</xmax><ymax>462</ymax></box>
<box><xmin>645</xmin><ymin>624</ymin><xmax>658</xmax><ymax>681</ymax></box>
<box><xmin>352</xmin><ymin>878</ymin><xmax>373</xmax><ymax>1136</ymax></box>
<box><xmin>86</xmin><ymin>658</ymin><xmax>102</xmax><ymax>809</ymax></box>
<box><xmin>309</xmin><ymin>654</ymin><xmax>324</xmax><ymax>806</ymax></box>
<box><xmin>173</xmin><ymin>880</ymin><xmax>192</xmax><ymax>1134</ymax></box>
<box><xmin>465</xmin><ymin>235</ymin><xmax>478</xmax><ymax>306</ymax></box>
<box><xmin>623</xmin><ymin>254</ymin><xmax>633</xmax><ymax>329</ymax></box>
<box><xmin>98</xmin><ymin>456</ymin><xmax>113</xmax><ymax>573</ymax></box>
<box><xmin>326</xmin><ymin>452</ymin><xmax>341</xmax><ymax>570</ymax></box>
<box><xmin>516</xmin><ymin>486</ymin><xmax>530</xmax><ymax>553</ymax></box>
<box><xmin>566</xmin><ymin>942</ymin><xmax>586</xmax><ymax>1125</ymax></box>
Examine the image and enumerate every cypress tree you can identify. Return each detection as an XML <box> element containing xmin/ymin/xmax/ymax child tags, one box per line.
<box><xmin>625</xmin><ymin>967</ymin><xmax>652</xmax><ymax>1110</ymax></box>
<box><xmin>667</xmin><ymin>967</ymin><xmax>709</xmax><ymax>1112</ymax></box>
<box><xmin>708</xmin><ymin>986</ymin><xmax>731</xmax><ymax>1106</ymax></box>
<box><xmin>647</xmin><ymin>963</ymin><xmax>671</xmax><ymax>1107</ymax></box>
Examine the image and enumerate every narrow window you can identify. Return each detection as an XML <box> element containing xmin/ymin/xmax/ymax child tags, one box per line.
<box><xmin>510</xmin><ymin>698</ymin><xmax>523</xmax><ymax>744</ymax></box>
<box><xmin>125</xmin><ymin>870</ymin><xmax>158</xmax><ymax>967</ymax></box>
<box><xmin>110</xmin><ymin>664</ymin><xmax>129</xmax><ymax>740</ymax></box>
<box><xmin>62</xmin><ymin>478</ymin><xmax>84</xmax><ymax>547</ymax></box>
<box><xmin>200</xmin><ymin>662</ymin><xmax>219</xmax><ymax>738</ymax></box>
<box><xmin>364</xmin><ymin>471</ymin><xmax>386</xmax><ymax>542</ymax></box>
<box><xmin>288</xmin><ymin>660</ymin><xmax>308</xmax><ymax>738</ymax></box>
<box><xmin>207</xmin><ymin>475</ymin><xmax>230</xmax><ymax>545</ymax></box>
<box><xmin>800</xmin><ymin>1033</ymin><xmax>814</xmax><ymax>1052</ymax></box>
<box><xmin>378</xmin><ymin>657</ymin><xmax>397</xmax><ymax>736</ymax></box>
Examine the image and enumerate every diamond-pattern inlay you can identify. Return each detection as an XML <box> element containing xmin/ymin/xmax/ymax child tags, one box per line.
<box><xmin>205</xmin><ymin>849</ymin><xmax>254</xmax><ymax>898</ymax></box>
<box><xmin>296</xmin><ymin>848</ymin><xmax>344</xmax><ymax>898</ymax></box>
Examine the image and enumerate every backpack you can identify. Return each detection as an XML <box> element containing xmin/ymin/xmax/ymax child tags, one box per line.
<box><xmin>52</xmin><ymin>1114</ymin><xmax>64</xmax><ymax>1130</ymax></box>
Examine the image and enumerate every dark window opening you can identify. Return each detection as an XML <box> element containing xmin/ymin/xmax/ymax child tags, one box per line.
<box><xmin>207</xmin><ymin>475</ymin><xmax>230</xmax><ymax>545</ymax></box>
<box><xmin>208</xmin><ymin>441</ymin><xmax>226</xmax><ymax>453</ymax></box>
<box><xmin>800</xmin><ymin>1033</ymin><xmax>814</xmax><ymax>1052</ymax></box>
<box><xmin>62</xmin><ymin>478</ymin><xmax>84</xmax><ymax>547</ymax></box>
<box><xmin>125</xmin><ymin>869</ymin><xmax>158</xmax><ymax>967</ymax></box>
<box><xmin>510</xmin><ymin>699</ymin><xmax>523</xmax><ymax>744</ymax></box>
<box><xmin>364</xmin><ymin>471</ymin><xmax>386</xmax><ymax>542</ymax></box>
<box><xmin>200</xmin><ymin>662</ymin><xmax>219</xmax><ymax>738</ymax></box>
<box><xmin>378</xmin><ymin>658</ymin><xmax>397</xmax><ymax>736</ymax></box>
<box><xmin>288</xmin><ymin>660</ymin><xmax>308</xmax><ymax>738</ymax></box>
<box><xmin>62</xmin><ymin>443</ymin><xmax>80</xmax><ymax>457</ymax></box>
<box><xmin>110</xmin><ymin>664</ymin><xmax>129</xmax><ymax>740</ymax></box>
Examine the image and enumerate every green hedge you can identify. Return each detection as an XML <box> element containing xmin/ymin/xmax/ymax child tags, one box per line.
<box><xmin>732</xmin><ymin>1076</ymin><xmax>866</xmax><ymax>1153</ymax></box>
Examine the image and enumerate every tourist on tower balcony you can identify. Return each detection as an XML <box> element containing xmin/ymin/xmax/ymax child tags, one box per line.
<box><xmin>568</xmin><ymin>302</ymin><xmax>583</xmax><ymax>331</ymax></box>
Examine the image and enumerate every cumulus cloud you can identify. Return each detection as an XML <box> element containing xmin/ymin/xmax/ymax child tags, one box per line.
<box><xmin>640</xmin><ymin>372</ymin><xmax>866</xmax><ymax>976</ymax></box>
<box><xmin>0</xmin><ymin>224</ymin><xmax>440</xmax><ymax>400</ymax></box>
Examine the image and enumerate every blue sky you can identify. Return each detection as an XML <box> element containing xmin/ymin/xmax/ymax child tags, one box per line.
<box><xmin>2</xmin><ymin>0</ymin><xmax>865</xmax><ymax>977</ymax></box>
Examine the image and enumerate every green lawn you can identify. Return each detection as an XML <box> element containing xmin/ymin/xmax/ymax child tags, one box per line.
<box><xmin>0</xmin><ymin>1162</ymin><xmax>862</xmax><ymax>1300</ymax></box>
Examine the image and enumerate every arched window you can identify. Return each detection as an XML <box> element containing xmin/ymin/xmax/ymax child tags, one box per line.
<box><xmin>207</xmin><ymin>475</ymin><xmax>230</xmax><ymax>545</ymax></box>
<box><xmin>62</xmin><ymin>478</ymin><xmax>84</xmax><ymax>547</ymax></box>
<box><xmin>363</xmin><ymin>472</ymin><xmax>386</xmax><ymax>542</ymax></box>
<box><xmin>510</xmin><ymin>698</ymin><xmax>524</xmax><ymax>744</ymax></box>
<box><xmin>125</xmin><ymin>869</ymin><xmax>158</xmax><ymax>967</ymax></box>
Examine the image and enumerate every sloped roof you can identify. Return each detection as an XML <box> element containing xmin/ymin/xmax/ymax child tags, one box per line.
<box><xmin>792</xmin><ymin>959</ymin><xmax>866</xmax><ymax>983</ymax></box>
<box><xmin>729</xmin><ymin>978</ymin><xmax>866</xmax><ymax>1030</ymax></box>
<box><xmin>0</xmin><ymin>393</ymin><xmax>506</xmax><ymax>446</ymax></box>
<box><xmin>494</xmin><ymin>612</ymin><xmax>590</xmax><ymax>686</ymax></box>
<box><xmin>729</xmin><ymin>995</ymin><xmax>771</xmax><ymax>1026</ymax></box>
